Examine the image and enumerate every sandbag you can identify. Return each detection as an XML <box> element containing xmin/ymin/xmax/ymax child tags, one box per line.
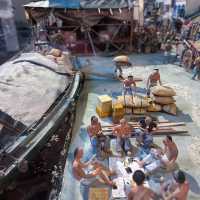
<box><xmin>117</xmin><ymin>95</ymin><xmax>149</xmax><ymax>108</ymax></box>
<box><xmin>46</xmin><ymin>55</ymin><xmax>56</xmax><ymax>62</ymax></box>
<box><xmin>163</xmin><ymin>104</ymin><xmax>177</xmax><ymax>115</ymax></box>
<box><xmin>152</xmin><ymin>86</ymin><xmax>176</xmax><ymax>97</ymax></box>
<box><xmin>153</xmin><ymin>95</ymin><xmax>175</xmax><ymax>105</ymax></box>
<box><xmin>147</xmin><ymin>102</ymin><xmax>162</xmax><ymax>112</ymax></box>
<box><xmin>113</xmin><ymin>55</ymin><xmax>129</xmax><ymax>63</ymax></box>
<box><xmin>49</xmin><ymin>48</ymin><xmax>62</xmax><ymax>57</ymax></box>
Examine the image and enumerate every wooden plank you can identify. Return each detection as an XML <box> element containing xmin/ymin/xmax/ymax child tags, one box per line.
<box><xmin>102</xmin><ymin>127</ymin><xmax>188</xmax><ymax>137</ymax></box>
<box><xmin>102</xmin><ymin>122</ymin><xmax>186</xmax><ymax>128</ymax></box>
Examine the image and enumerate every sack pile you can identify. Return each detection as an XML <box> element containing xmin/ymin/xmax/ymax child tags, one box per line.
<box><xmin>151</xmin><ymin>86</ymin><xmax>177</xmax><ymax>115</ymax></box>
<box><xmin>117</xmin><ymin>95</ymin><xmax>149</xmax><ymax>114</ymax></box>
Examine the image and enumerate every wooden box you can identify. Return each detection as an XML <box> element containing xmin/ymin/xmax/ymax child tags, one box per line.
<box><xmin>96</xmin><ymin>105</ymin><xmax>112</xmax><ymax>118</ymax></box>
<box><xmin>97</xmin><ymin>95</ymin><xmax>112</xmax><ymax>113</ymax></box>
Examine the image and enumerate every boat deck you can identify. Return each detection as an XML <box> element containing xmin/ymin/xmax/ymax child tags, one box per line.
<box><xmin>60</xmin><ymin>53</ymin><xmax>200</xmax><ymax>200</ymax></box>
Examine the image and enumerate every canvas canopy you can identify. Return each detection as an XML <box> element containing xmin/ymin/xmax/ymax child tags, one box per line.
<box><xmin>24</xmin><ymin>0</ymin><xmax>136</xmax><ymax>9</ymax></box>
<box><xmin>0</xmin><ymin>52</ymin><xmax>69</xmax><ymax>126</ymax></box>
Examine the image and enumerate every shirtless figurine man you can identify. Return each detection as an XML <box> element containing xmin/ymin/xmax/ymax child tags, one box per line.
<box><xmin>123</xmin><ymin>75</ymin><xmax>136</xmax><ymax>96</ymax></box>
<box><xmin>72</xmin><ymin>148</ymin><xmax>116</xmax><ymax>187</ymax></box>
<box><xmin>113</xmin><ymin>118</ymin><xmax>132</xmax><ymax>156</ymax></box>
<box><xmin>87</xmin><ymin>116</ymin><xmax>111</xmax><ymax>158</ymax></box>
<box><xmin>146</xmin><ymin>69</ymin><xmax>162</xmax><ymax>96</ymax></box>
<box><xmin>128</xmin><ymin>170</ymin><xmax>155</xmax><ymax>200</ymax></box>
<box><xmin>162</xmin><ymin>170</ymin><xmax>189</xmax><ymax>200</ymax></box>
<box><xmin>137</xmin><ymin>135</ymin><xmax>178</xmax><ymax>173</ymax></box>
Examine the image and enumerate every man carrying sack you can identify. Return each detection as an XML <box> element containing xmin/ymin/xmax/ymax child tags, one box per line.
<box><xmin>146</xmin><ymin>69</ymin><xmax>162</xmax><ymax>96</ymax></box>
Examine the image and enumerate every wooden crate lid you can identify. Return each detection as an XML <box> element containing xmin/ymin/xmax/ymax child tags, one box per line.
<box><xmin>98</xmin><ymin>95</ymin><xmax>112</xmax><ymax>103</ymax></box>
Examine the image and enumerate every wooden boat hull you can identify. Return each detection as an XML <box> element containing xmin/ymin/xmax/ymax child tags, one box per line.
<box><xmin>0</xmin><ymin>71</ymin><xmax>84</xmax><ymax>190</ymax></box>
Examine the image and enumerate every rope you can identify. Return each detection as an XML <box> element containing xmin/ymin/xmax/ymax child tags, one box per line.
<box><xmin>13</xmin><ymin>60</ymin><xmax>71</xmax><ymax>76</ymax></box>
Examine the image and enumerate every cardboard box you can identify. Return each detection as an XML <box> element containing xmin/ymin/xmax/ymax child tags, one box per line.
<box><xmin>97</xmin><ymin>95</ymin><xmax>112</xmax><ymax>113</ymax></box>
<box><xmin>96</xmin><ymin>105</ymin><xmax>112</xmax><ymax>118</ymax></box>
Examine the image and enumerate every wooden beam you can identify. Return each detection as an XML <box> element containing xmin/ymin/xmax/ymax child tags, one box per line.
<box><xmin>87</xmin><ymin>31</ymin><xmax>96</xmax><ymax>56</ymax></box>
<box><xmin>129</xmin><ymin>6</ymin><xmax>134</xmax><ymax>52</ymax></box>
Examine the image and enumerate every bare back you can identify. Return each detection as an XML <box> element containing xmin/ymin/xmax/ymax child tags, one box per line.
<box><xmin>87</xmin><ymin>122</ymin><xmax>102</xmax><ymax>137</ymax></box>
<box><xmin>149</xmin><ymin>72</ymin><xmax>160</xmax><ymax>84</ymax></box>
<box><xmin>165</xmin><ymin>142</ymin><xmax>178</xmax><ymax>162</ymax></box>
<box><xmin>128</xmin><ymin>186</ymin><xmax>154</xmax><ymax>200</ymax></box>
<box><xmin>113</xmin><ymin>124</ymin><xmax>131</xmax><ymax>137</ymax></box>
<box><xmin>72</xmin><ymin>160</ymin><xmax>87</xmax><ymax>181</ymax></box>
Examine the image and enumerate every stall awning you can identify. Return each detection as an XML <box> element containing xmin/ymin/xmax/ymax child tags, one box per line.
<box><xmin>24</xmin><ymin>0</ymin><xmax>80</xmax><ymax>9</ymax></box>
<box><xmin>24</xmin><ymin>0</ymin><xmax>136</xmax><ymax>9</ymax></box>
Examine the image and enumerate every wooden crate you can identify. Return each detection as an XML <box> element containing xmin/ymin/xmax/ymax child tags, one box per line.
<box><xmin>89</xmin><ymin>187</ymin><xmax>109</xmax><ymax>200</ymax></box>
<box><xmin>96</xmin><ymin>105</ymin><xmax>112</xmax><ymax>118</ymax></box>
<box><xmin>97</xmin><ymin>95</ymin><xmax>112</xmax><ymax>113</ymax></box>
<box><xmin>112</xmin><ymin>102</ymin><xmax>124</xmax><ymax>113</ymax></box>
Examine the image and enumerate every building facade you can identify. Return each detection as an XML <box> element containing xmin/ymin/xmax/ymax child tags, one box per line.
<box><xmin>186</xmin><ymin>0</ymin><xmax>200</xmax><ymax>16</ymax></box>
<box><xmin>0</xmin><ymin>0</ymin><xmax>19</xmax><ymax>53</ymax></box>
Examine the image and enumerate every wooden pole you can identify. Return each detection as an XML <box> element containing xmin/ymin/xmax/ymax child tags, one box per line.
<box><xmin>129</xmin><ymin>6</ymin><xmax>134</xmax><ymax>52</ymax></box>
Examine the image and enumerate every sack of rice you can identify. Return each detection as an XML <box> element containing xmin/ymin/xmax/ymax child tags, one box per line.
<box><xmin>113</xmin><ymin>55</ymin><xmax>129</xmax><ymax>63</ymax></box>
<box><xmin>49</xmin><ymin>48</ymin><xmax>62</xmax><ymax>57</ymax></box>
<box><xmin>117</xmin><ymin>95</ymin><xmax>149</xmax><ymax>108</ymax></box>
<box><xmin>134</xmin><ymin>95</ymin><xmax>149</xmax><ymax>108</ymax></box>
<box><xmin>163</xmin><ymin>104</ymin><xmax>177</xmax><ymax>115</ymax></box>
<box><xmin>152</xmin><ymin>86</ymin><xmax>176</xmax><ymax>97</ymax></box>
<box><xmin>147</xmin><ymin>102</ymin><xmax>162</xmax><ymax>112</ymax></box>
<box><xmin>46</xmin><ymin>55</ymin><xmax>56</xmax><ymax>62</ymax></box>
<box><xmin>153</xmin><ymin>95</ymin><xmax>175</xmax><ymax>105</ymax></box>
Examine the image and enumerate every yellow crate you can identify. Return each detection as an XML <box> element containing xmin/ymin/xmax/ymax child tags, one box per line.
<box><xmin>96</xmin><ymin>105</ymin><xmax>111</xmax><ymax>118</ymax></box>
<box><xmin>97</xmin><ymin>95</ymin><xmax>112</xmax><ymax>113</ymax></box>
<box><xmin>112</xmin><ymin>102</ymin><xmax>124</xmax><ymax>111</ymax></box>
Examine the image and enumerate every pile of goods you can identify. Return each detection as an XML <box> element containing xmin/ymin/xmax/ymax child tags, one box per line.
<box><xmin>113</xmin><ymin>55</ymin><xmax>129</xmax><ymax>63</ymax></box>
<box><xmin>96</xmin><ymin>86</ymin><xmax>177</xmax><ymax>121</ymax></box>
<box><xmin>117</xmin><ymin>95</ymin><xmax>149</xmax><ymax>114</ymax></box>
<box><xmin>150</xmin><ymin>86</ymin><xmax>177</xmax><ymax>115</ymax></box>
<box><xmin>46</xmin><ymin>48</ymin><xmax>73</xmax><ymax>74</ymax></box>
<box><xmin>96</xmin><ymin>95</ymin><xmax>125</xmax><ymax>123</ymax></box>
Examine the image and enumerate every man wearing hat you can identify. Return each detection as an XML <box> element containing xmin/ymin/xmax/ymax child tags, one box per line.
<box><xmin>192</xmin><ymin>57</ymin><xmax>200</xmax><ymax>80</ymax></box>
<box><xmin>161</xmin><ymin>170</ymin><xmax>189</xmax><ymax>200</ymax></box>
<box><xmin>147</xmin><ymin>69</ymin><xmax>162</xmax><ymax>96</ymax></box>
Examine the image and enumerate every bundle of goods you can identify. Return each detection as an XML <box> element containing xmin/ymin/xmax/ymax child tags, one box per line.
<box><xmin>112</xmin><ymin>102</ymin><xmax>125</xmax><ymax>123</ymax></box>
<box><xmin>151</xmin><ymin>86</ymin><xmax>177</xmax><ymax>115</ymax></box>
<box><xmin>117</xmin><ymin>95</ymin><xmax>149</xmax><ymax>114</ymax></box>
<box><xmin>147</xmin><ymin>98</ymin><xmax>162</xmax><ymax>112</ymax></box>
<box><xmin>113</xmin><ymin>55</ymin><xmax>129</xmax><ymax>63</ymax></box>
<box><xmin>96</xmin><ymin>95</ymin><xmax>112</xmax><ymax>118</ymax></box>
<box><xmin>46</xmin><ymin>49</ymin><xmax>73</xmax><ymax>74</ymax></box>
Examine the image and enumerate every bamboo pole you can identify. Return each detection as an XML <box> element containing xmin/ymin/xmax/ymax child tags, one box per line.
<box><xmin>129</xmin><ymin>6</ymin><xmax>134</xmax><ymax>52</ymax></box>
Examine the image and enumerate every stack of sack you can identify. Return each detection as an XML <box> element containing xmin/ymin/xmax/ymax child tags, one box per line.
<box><xmin>151</xmin><ymin>86</ymin><xmax>177</xmax><ymax>115</ymax></box>
<box><xmin>117</xmin><ymin>95</ymin><xmax>149</xmax><ymax>114</ymax></box>
<box><xmin>46</xmin><ymin>48</ymin><xmax>73</xmax><ymax>74</ymax></box>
